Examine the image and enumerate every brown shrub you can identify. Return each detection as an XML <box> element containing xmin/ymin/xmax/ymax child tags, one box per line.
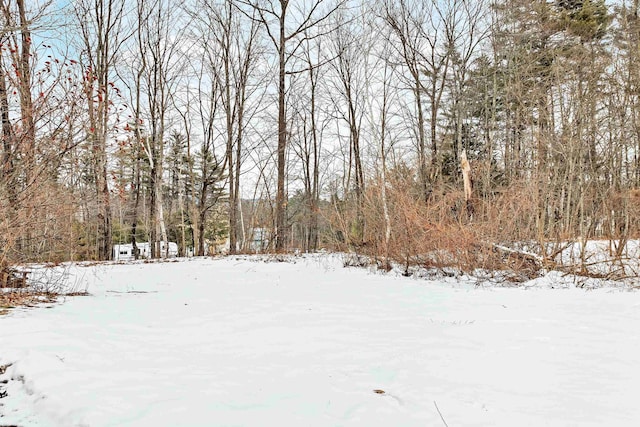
<box><xmin>325</xmin><ymin>176</ymin><xmax>547</xmax><ymax>279</ymax></box>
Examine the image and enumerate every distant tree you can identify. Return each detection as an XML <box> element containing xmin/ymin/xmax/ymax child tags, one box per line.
<box><xmin>194</xmin><ymin>144</ymin><xmax>227</xmax><ymax>256</ymax></box>
<box><xmin>164</xmin><ymin>130</ymin><xmax>191</xmax><ymax>255</ymax></box>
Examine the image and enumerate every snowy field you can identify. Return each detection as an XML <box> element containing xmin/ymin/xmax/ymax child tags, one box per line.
<box><xmin>1</xmin><ymin>255</ymin><xmax>640</xmax><ymax>426</ymax></box>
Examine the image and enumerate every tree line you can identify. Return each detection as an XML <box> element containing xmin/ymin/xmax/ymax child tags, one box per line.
<box><xmin>1</xmin><ymin>0</ymin><xmax>637</xmax><ymax>276</ymax></box>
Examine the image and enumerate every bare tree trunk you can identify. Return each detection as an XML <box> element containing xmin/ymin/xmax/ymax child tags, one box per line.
<box><xmin>461</xmin><ymin>149</ymin><xmax>473</xmax><ymax>218</ymax></box>
<box><xmin>130</xmin><ymin>141</ymin><xmax>142</xmax><ymax>259</ymax></box>
<box><xmin>16</xmin><ymin>0</ymin><xmax>34</xmax><ymax>178</ymax></box>
<box><xmin>275</xmin><ymin>6</ymin><xmax>287</xmax><ymax>252</ymax></box>
<box><xmin>130</xmin><ymin>0</ymin><xmax>148</xmax><ymax>260</ymax></box>
<box><xmin>377</xmin><ymin>60</ymin><xmax>393</xmax><ymax>269</ymax></box>
<box><xmin>0</xmin><ymin>58</ymin><xmax>18</xmax><ymax>258</ymax></box>
<box><xmin>308</xmin><ymin>70</ymin><xmax>320</xmax><ymax>252</ymax></box>
<box><xmin>220</xmin><ymin>1</ymin><xmax>237</xmax><ymax>254</ymax></box>
<box><xmin>0</xmin><ymin>63</ymin><xmax>14</xmax><ymax>201</ymax></box>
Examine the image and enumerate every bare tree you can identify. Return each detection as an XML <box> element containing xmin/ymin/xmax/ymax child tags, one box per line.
<box><xmin>194</xmin><ymin>0</ymin><xmax>261</xmax><ymax>254</ymax></box>
<box><xmin>0</xmin><ymin>0</ymin><xmax>40</xmax><ymax>257</ymax></box>
<box><xmin>298</xmin><ymin>35</ymin><xmax>324</xmax><ymax>251</ymax></box>
<box><xmin>365</xmin><ymin>31</ymin><xmax>396</xmax><ymax>268</ymax></box>
<box><xmin>125</xmin><ymin>0</ymin><xmax>153</xmax><ymax>259</ymax></box>
<box><xmin>74</xmin><ymin>0</ymin><xmax>128</xmax><ymax>260</ymax></box>
<box><xmin>0</xmin><ymin>1</ymin><xmax>92</xmax><ymax>263</ymax></box>
<box><xmin>134</xmin><ymin>0</ymin><xmax>186</xmax><ymax>258</ymax></box>
<box><xmin>382</xmin><ymin>0</ymin><xmax>453</xmax><ymax>199</ymax></box>
<box><xmin>326</xmin><ymin>11</ymin><xmax>368</xmax><ymax>245</ymax></box>
<box><xmin>287</xmin><ymin>34</ymin><xmax>325</xmax><ymax>251</ymax></box>
<box><xmin>237</xmin><ymin>0</ymin><xmax>344</xmax><ymax>251</ymax></box>
<box><xmin>188</xmin><ymin>5</ymin><xmax>226</xmax><ymax>256</ymax></box>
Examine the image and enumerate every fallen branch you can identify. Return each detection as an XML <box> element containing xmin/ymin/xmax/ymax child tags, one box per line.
<box><xmin>106</xmin><ymin>290</ymin><xmax>158</xmax><ymax>294</ymax></box>
<box><xmin>434</xmin><ymin>401</ymin><xmax>449</xmax><ymax>427</ymax></box>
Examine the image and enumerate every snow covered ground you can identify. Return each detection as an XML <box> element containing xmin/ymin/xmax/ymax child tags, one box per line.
<box><xmin>1</xmin><ymin>255</ymin><xmax>639</xmax><ymax>426</ymax></box>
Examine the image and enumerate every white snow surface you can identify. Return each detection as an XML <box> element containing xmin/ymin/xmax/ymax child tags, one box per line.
<box><xmin>1</xmin><ymin>255</ymin><xmax>639</xmax><ymax>426</ymax></box>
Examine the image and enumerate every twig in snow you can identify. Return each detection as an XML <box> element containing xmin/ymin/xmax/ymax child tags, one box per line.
<box><xmin>106</xmin><ymin>290</ymin><xmax>157</xmax><ymax>294</ymax></box>
<box><xmin>434</xmin><ymin>400</ymin><xmax>449</xmax><ymax>427</ymax></box>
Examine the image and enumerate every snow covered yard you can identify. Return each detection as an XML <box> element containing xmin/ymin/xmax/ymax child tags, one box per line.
<box><xmin>1</xmin><ymin>255</ymin><xmax>639</xmax><ymax>426</ymax></box>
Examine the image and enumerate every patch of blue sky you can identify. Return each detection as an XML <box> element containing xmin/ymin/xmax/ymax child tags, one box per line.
<box><xmin>30</xmin><ymin>0</ymin><xmax>78</xmax><ymax>61</ymax></box>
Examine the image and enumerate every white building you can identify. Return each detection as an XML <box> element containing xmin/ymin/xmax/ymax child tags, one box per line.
<box><xmin>249</xmin><ymin>228</ymin><xmax>269</xmax><ymax>253</ymax></box>
<box><xmin>113</xmin><ymin>242</ymin><xmax>179</xmax><ymax>261</ymax></box>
